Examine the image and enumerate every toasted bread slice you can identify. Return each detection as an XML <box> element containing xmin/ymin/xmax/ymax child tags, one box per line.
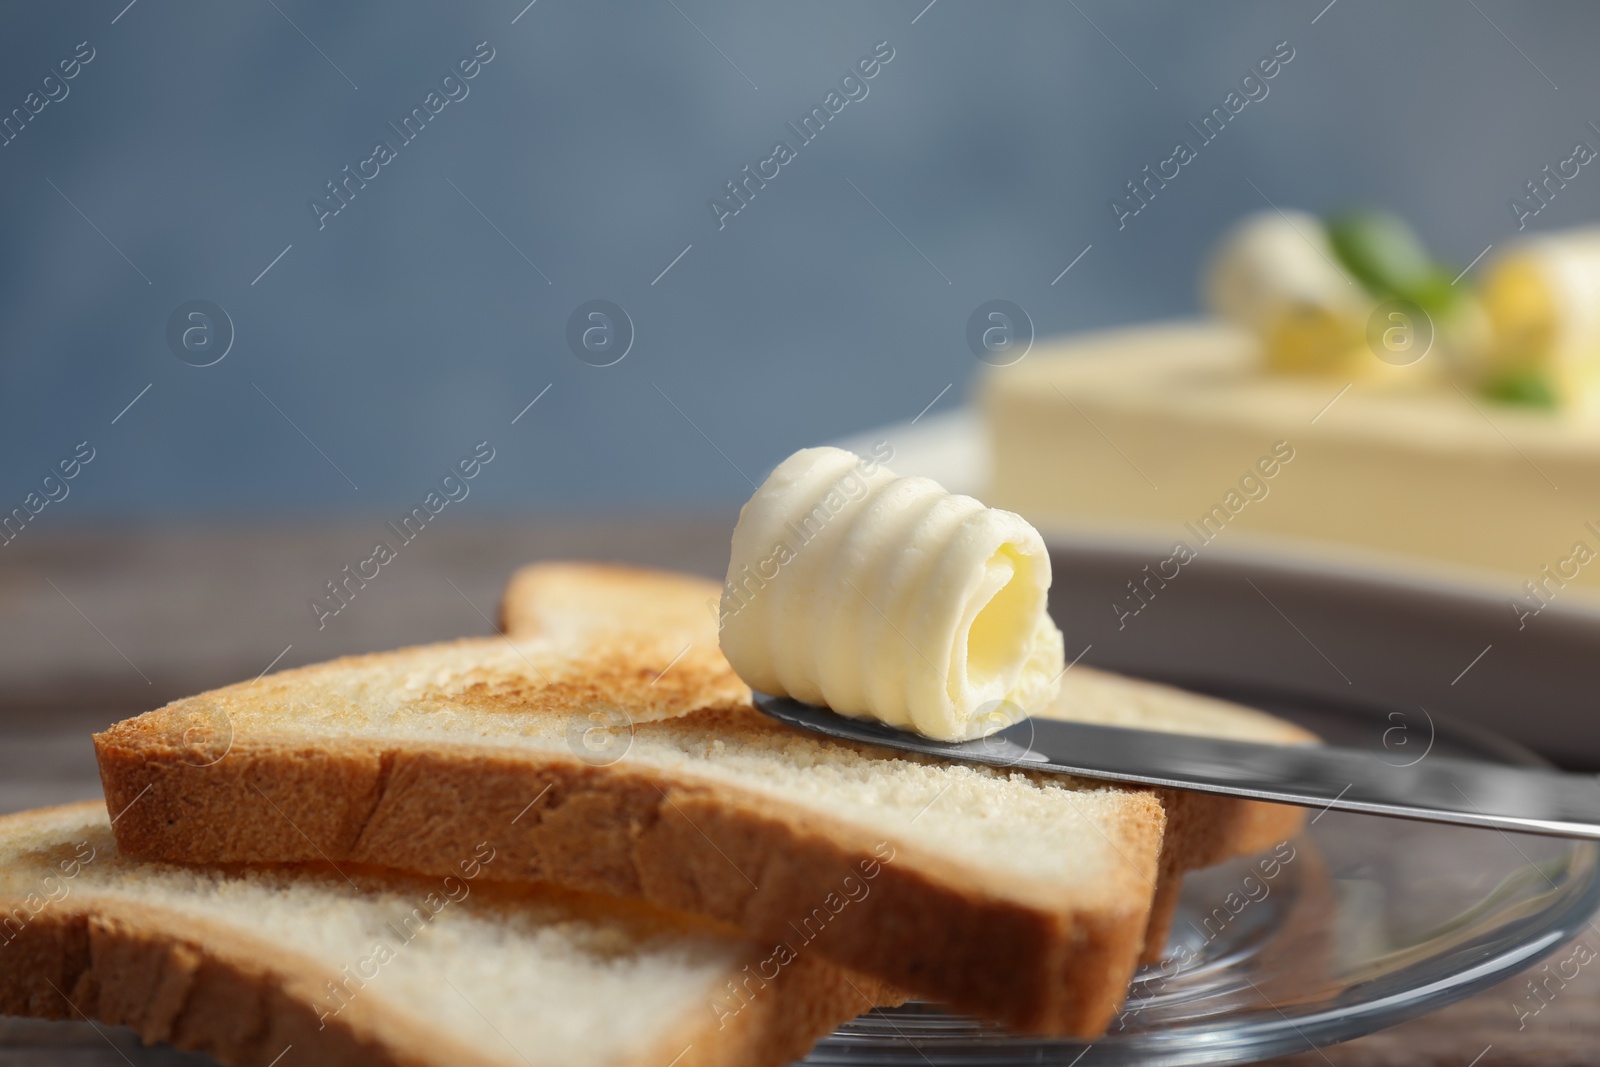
<box><xmin>501</xmin><ymin>562</ymin><xmax>1312</xmax><ymax>963</ymax></box>
<box><xmin>0</xmin><ymin>803</ymin><xmax>887</xmax><ymax>1067</ymax></box>
<box><xmin>1042</xmin><ymin>668</ymin><xmax>1312</xmax><ymax>960</ymax></box>
<box><xmin>95</xmin><ymin>601</ymin><xmax>1166</xmax><ymax>1036</ymax></box>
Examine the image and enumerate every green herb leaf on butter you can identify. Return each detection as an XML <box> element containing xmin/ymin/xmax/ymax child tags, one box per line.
<box><xmin>1484</xmin><ymin>368</ymin><xmax>1558</xmax><ymax>409</ymax></box>
<box><xmin>1326</xmin><ymin>210</ymin><xmax>1458</xmax><ymax>313</ymax></box>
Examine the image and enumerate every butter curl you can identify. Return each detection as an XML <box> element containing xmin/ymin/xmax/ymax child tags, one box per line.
<box><xmin>720</xmin><ymin>446</ymin><xmax>1065</xmax><ymax>741</ymax></box>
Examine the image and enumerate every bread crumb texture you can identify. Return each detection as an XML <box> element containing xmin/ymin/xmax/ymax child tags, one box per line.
<box><xmin>109</xmin><ymin>634</ymin><xmax>1152</xmax><ymax>905</ymax></box>
<box><xmin>0</xmin><ymin>805</ymin><xmax>820</xmax><ymax>1067</ymax></box>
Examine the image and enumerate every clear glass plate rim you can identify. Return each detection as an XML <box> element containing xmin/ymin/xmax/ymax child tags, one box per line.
<box><xmin>809</xmin><ymin>687</ymin><xmax>1600</xmax><ymax>1066</ymax></box>
<box><xmin>813</xmin><ymin>838</ymin><xmax>1600</xmax><ymax>1066</ymax></box>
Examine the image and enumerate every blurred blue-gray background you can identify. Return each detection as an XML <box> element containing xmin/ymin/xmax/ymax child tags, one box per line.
<box><xmin>3</xmin><ymin>0</ymin><xmax>1597</xmax><ymax>514</ymax></box>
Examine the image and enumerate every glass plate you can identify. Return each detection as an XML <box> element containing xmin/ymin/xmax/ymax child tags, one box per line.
<box><xmin>802</xmin><ymin>682</ymin><xmax>1600</xmax><ymax>1066</ymax></box>
<box><xmin>1</xmin><ymin>686</ymin><xmax>1595</xmax><ymax>1067</ymax></box>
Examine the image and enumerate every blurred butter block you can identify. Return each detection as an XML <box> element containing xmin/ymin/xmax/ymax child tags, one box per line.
<box><xmin>830</xmin><ymin>408</ymin><xmax>988</xmax><ymax>497</ymax></box>
<box><xmin>979</xmin><ymin>320</ymin><xmax>1600</xmax><ymax>595</ymax></box>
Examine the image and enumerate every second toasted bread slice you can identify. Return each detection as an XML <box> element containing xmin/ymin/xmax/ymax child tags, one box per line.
<box><xmin>1039</xmin><ymin>664</ymin><xmax>1312</xmax><ymax>960</ymax></box>
<box><xmin>0</xmin><ymin>803</ymin><xmax>890</xmax><ymax>1067</ymax></box>
<box><xmin>501</xmin><ymin>562</ymin><xmax>1313</xmax><ymax>963</ymax></box>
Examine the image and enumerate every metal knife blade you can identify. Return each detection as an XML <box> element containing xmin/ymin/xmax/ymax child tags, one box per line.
<box><xmin>752</xmin><ymin>693</ymin><xmax>1600</xmax><ymax>839</ymax></box>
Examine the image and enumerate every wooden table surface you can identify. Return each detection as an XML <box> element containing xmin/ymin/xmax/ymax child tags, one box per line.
<box><xmin>2</xmin><ymin>520</ymin><xmax>1596</xmax><ymax>1067</ymax></box>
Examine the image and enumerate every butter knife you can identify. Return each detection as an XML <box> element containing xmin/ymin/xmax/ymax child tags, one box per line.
<box><xmin>752</xmin><ymin>693</ymin><xmax>1600</xmax><ymax>839</ymax></box>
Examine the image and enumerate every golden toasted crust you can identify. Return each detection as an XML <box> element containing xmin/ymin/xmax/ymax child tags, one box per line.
<box><xmin>498</xmin><ymin>562</ymin><xmax>1311</xmax><ymax>965</ymax></box>
<box><xmin>97</xmin><ymin>617</ymin><xmax>1164</xmax><ymax>1042</ymax></box>
<box><xmin>96</xmin><ymin>708</ymin><xmax>1162</xmax><ymax>1037</ymax></box>
<box><xmin>500</xmin><ymin>561</ymin><xmax>724</xmax><ymax>648</ymax></box>
<box><xmin>0</xmin><ymin>803</ymin><xmax>893</xmax><ymax>1067</ymax></box>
